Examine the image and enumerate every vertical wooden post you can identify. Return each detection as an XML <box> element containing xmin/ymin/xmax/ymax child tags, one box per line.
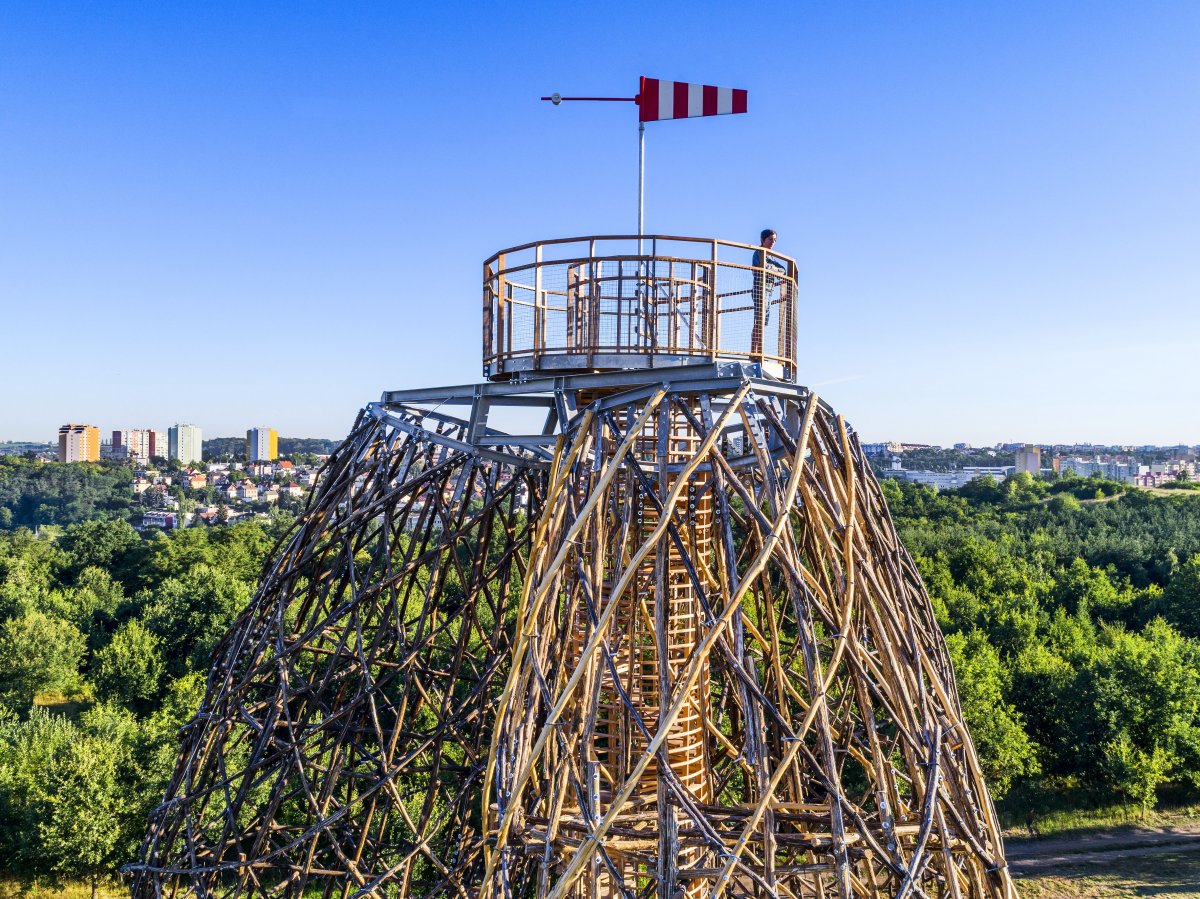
<box><xmin>567</xmin><ymin>268</ymin><xmax>578</xmax><ymax>350</ymax></box>
<box><xmin>483</xmin><ymin>262</ymin><xmax>495</xmax><ymax>373</ymax></box>
<box><xmin>534</xmin><ymin>243</ymin><xmax>544</xmax><ymax>365</ymax></box>
<box><xmin>784</xmin><ymin>259</ymin><xmax>798</xmax><ymax>379</ymax></box>
<box><xmin>496</xmin><ymin>253</ymin><xmax>508</xmax><ymax>374</ymax></box>
<box><xmin>668</xmin><ymin>259</ymin><xmax>678</xmax><ymax>352</ymax></box>
<box><xmin>588</xmin><ymin>239</ymin><xmax>599</xmax><ymax>364</ymax></box>
<box><xmin>618</xmin><ymin>259</ymin><xmax>627</xmax><ymax>351</ymax></box>
<box><xmin>708</xmin><ymin>240</ymin><xmax>720</xmax><ymax>360</ymax></box>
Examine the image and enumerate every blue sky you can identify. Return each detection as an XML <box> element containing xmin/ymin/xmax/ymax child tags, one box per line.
<box><xmin>1</xmin><ymin>1</ymin><xmax>1197</xmax><ymax>446</ymax></box>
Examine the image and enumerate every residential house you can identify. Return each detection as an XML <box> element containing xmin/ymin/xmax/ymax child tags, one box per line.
<box><xmin>142</xmin><ymin>511</ymin><xmax>178</xmax><ymax>529</ymax></box>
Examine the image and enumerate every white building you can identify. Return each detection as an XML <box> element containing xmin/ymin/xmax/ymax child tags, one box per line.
<box><xmin>883</xmin><ymin>464</ymin><xmax>1015</xmax><ymax>491</ymax></box>
<box><xmin>1057</xmin><ymin>458</ymin><xmax>1138</xmax><ymax>482</ymax></box>
<box><xmin>962</xmin><ymin>466</ymin><xmax>1015</xmax><ymax>479</ymax></box>
<box><xmin>169</xmin><ymin>424</ymin><xmax>203</xmax><ymax>465</ymax></box>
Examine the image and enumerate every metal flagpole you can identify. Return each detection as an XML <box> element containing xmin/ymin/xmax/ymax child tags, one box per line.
<box><xmin>638</xmin><ymin>121</ymin><xmax>645</xmax><ymax>255</ymax></box>
<box><xmin>539</xmin><ymin>77</ymin><xmax>749</xmax><ymax>356</ymax></box>
<box><xmin>540</xmin><ymin>91</ymin><xmax>642</xmax><ymax>248</ymax></box>
<box><xmin>544</xmin><ymin>78</ymin><xmax>747</xmax><ymax>252</ymax></box>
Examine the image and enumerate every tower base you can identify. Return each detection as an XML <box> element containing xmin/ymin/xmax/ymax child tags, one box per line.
<box><xmin>128</xmin><ymin>364</ymin><xmax>1016</xmax><ymax>899</ymax></box>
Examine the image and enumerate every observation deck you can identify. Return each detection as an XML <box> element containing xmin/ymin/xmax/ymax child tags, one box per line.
<box><xmin>483</xmin><ymin>235</ymin><xmax>798</xmax><ymax>382</ymax></box>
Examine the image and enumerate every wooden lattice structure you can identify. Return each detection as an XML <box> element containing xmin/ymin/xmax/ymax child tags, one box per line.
<box><xmin>128</xmin><ymin>237</ymin><xmax>1016</xmax><ymax>899</ymax></box>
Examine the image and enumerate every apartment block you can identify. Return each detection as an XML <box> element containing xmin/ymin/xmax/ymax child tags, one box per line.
<box><xmin>1014</xmin><ymin>444</ymin><xmax>1042</xmax><ymax>476</ymax></box>
<box><xmin>58</xmin><ymin>424</ymin><xmax>100</xmax><ymax>462</ymax></box>
<box><xmin>246</xmin><ymin>427</ymin><xmax>279</xmax><ymax>462</ymax></box>
<box><xmin>169</xmin><ymin>423</ymin><xmax>203</xmax><ymax>465</ymax></box>
<box><xmin>1057</xmin><ymin>458</ymin><xmax>1138</xmax><ymax>481</ymax></box>
<box><xmin>114</xmin><ymin>429</ymin><xmax>167</xmax><ymax>462</ymax></box>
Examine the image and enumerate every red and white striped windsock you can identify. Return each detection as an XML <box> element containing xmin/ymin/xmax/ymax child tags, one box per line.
<box><xmin>637</xmin><ymin>76</ymin><xmax>748</xmax><ymax>122</ymax></box>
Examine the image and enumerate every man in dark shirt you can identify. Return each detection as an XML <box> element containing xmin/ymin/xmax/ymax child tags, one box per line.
<box><xmin>750</xmin><ymin>229</ymin><xmax>787</xmax><ymax>357</ymax></box>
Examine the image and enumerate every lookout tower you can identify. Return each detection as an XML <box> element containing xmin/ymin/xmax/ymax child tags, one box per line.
<box><xmin>483</xmin><ymin>235</ymin><xmax>798</xmax><ymax>381</ymax></box>
<box><xmin>131</xmin><ymin>236</ymin><xmax>1017</xmax><ymax>899</ymax></box>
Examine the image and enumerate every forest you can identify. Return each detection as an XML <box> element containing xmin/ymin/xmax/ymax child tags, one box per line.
<box><xmin>0</xmin><ymin>516</ymin><xmax>289</xmax><ymax>891</ymax></box>
<box><xmin>0</xmin><ymin>457</ymin><xmax>136</xmax><ymax>530</ymax></box>
<box><xmin>0</xmin><ymin>468</ymin><xmax>1199</xmax><ymax>888</ymax></box>
<box><xmin>884</xmin><ymin>473</ymin><xmax>1200</xmax><ymax>815</ymax></box>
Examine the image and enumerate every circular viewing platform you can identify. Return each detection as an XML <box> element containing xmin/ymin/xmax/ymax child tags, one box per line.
<box><xmin>483</xmin><ymin>235</ymin><xmax>797</xmax><ymax>382</ymax></box>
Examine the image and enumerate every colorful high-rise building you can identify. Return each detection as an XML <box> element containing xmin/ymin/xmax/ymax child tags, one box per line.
<box><xmin>113</xmin><ymin>429</ymin><xmax>168</xmax><ymax>463</ymax></box>
<box><xmin>246</xmin><ymin>427</ymin><xmax>279</xmax><ymax>462</ymax></box>
<box><xmin>169</xmin><ymin>424</ymin><xmax>204</xmax><ymax>465</ymax></box>
<box><xmin>58</xmin><ymin>424</ymin><xmax>100</xmax><ymax>462</ymax></box>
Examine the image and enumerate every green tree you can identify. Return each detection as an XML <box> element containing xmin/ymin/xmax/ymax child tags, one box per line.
<box><xmin>93</xmin><ymin>620</ymin><xmax>164</xmax><ymax>710</ymax></box>
<box><xmin>1010</xmin><ymin>643</ymin><xmax>1077</xmax><ymax>777</ymax></box>
<box><xmin>0</xmin><ymin>458</ymin><xmax>136</xmax><ymax>529</ymax></box>
<box><xmin>945</xmin><ymin>630</ymin><xmax>1038</xmax><ymax>797</ymax></box>
<box><xmin>37</xmin><ymin>726</ymin><xmax>128</xmax><ymax>899</ymax></box>
<box><xmin>1053</xmin><ymin>558</ymin><xmax>1129</xmax><ymax>621</ymax></box>
<box><xmin>1003</xmin><ymin>471</ymin><xmax>1045</xmax><ymax>506</ymax></box>
<box><xmin>135</xmin><ymin>672</ymin><xmax>206</xmax><ymax>808</ymax></box>
<box><xmin>0</xmin><ymin>611</ymin><xmax>85</xmax><ymax>713</ymax></box>
<box><xmin>0</xmin><ymin>554</ymin><xmax>55</xmax><ymax>618</ymax></box>
<box><xmin>1048</xmin><ymin>492</ymin><xmax>1081</xmax><ymax>513</ymax></box>
<box><xmin>957</xmin><ymin>475</ymin><xmax>1005</xmax><ymax>505</ymax></box>
<box><xmin>1084</xmin><ymin>620</ymin><xmax>1200</xmax><ymax>802</ymax></box>
<box><xmin>1157</xmin><ymin>554</ymin><xmax>1200</xmax><ymax>638</ymax></box>
<box><xmin>61</xmin><ymin>519</ymin><xmax>143</xmax><ymax>584</ymax></box>
<box><xmin>0</xmin><ymin>709</ymin><xmax>75</xmax><ymax>866</ymax></box>
<box><xmin>1102</xmin><ymin>733</ymin><xmax>1173</xmax><ymax>817</ymax></box>
<box><xmin>143</xmin><ymin>564</ymin><xmax>252</xmax><ymax>673</ymax></box>
<box><xmin>35</xmin><ymin>566</ymin><xmax>125</xmax><ymax>649</ymax></box>
<box><xmin>0</xmin><ymin>709</ymin><xmax>135</xmax><ymax>897</ymax></box>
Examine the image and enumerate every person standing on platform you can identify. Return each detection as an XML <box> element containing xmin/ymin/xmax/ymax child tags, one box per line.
<box><xmin>751</xmin><ymin>229</ymin><xmax>787</xmax><ymax>358</ymax></box>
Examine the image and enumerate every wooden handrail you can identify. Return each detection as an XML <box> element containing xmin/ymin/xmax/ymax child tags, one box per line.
<box><xmin>484</xmin><ymin>234</ymin><xmax>796</xmax><ymax>270</ymax></box>
<box><xmin>483</xmin><ymin>236</ymin><xmax>798</xmax><ymax>381</ymax></box>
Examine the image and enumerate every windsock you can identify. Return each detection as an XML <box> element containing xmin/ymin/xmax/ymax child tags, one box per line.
<box><xmin>637</xmin><ymin>76</ymin><xmax>748</xmax><ymax>122</ymax></box>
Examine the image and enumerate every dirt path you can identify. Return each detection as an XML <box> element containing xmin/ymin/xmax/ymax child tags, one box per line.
<box><xmin>1007</xmin><ymin>821</ymin><xmax>1200</xmax><ymax>871</ymax></box>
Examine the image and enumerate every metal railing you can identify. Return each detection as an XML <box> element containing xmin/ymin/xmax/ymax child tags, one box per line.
<box><xmin>483</xmin><ymin>235</ymin><xmax>797</xmax><ymax>381</ymax></box>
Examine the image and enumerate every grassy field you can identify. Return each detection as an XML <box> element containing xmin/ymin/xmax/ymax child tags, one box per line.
<box><xmin>998</xmin><ymin>786</ymin><xmax>1200</xmax><ymax>840</ymax></box>
<box><xmin>0</xmin><ymin>879</ymin><xmax>123</xmax><ymax>899</ymax></box>
<box><xmin>1014</xmin><ymin>848</ymin><xmax>1200</xmax><ymax>898</ymax></box>
<box><xmin>1003</xmin><ymin>807</ymin><xmax>1200</xmax><ymax>842</ymax></box>
<box><xmin>6</xmin><ymin>870</ymin><xmax>1199</xmax><ymax>899</ymax></box>
<box><xmin>4</xmin><ymin>841</ymin><xmax>1199</xmax><ymax>899</ymax></box>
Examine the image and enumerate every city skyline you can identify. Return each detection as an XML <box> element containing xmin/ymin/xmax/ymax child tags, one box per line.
<box><xmin>15</xmin><ymin>423</ymin><xmax>1200</xmax><ymax>456</ymax></box>
<box><xmin>2</xmin><ymin>2</ymin><xmax>1197</xmax><ymax>445</ymax></box>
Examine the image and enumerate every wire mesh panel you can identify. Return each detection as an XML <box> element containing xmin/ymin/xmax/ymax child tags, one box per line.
<box><xmin>483</xmin><ymin>236</ymin><xmax>798</xmax><ymax>380</ymax></box>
